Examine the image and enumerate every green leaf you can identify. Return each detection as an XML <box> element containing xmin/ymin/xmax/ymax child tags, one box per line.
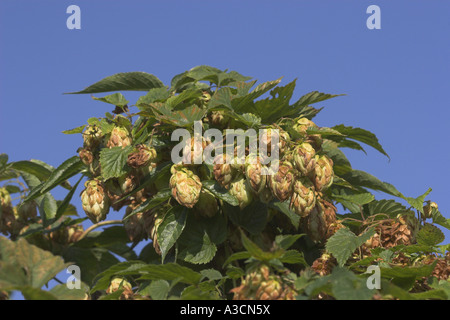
<box><xmin>136</xmin><ymin>87</ymin><xmax>170</xmax><ymax>109</ymax></box>
<box><xmin>321</xmin><ymin>140</ymin><xmax>352</xmax><ymax>176</ymax></box>
<box><xmin>62</xmin><ymin>125</ymin><xmax>86</xmax><ymax>135</ymax></box>
<box><xmin>67</xmin><ymin>72</ymin><xmax>164</xmax><ymax>94</ymax></box>
<box><xmin>157</xmin><ymin>206</ymin><xmax>187</xmax><ymax>263</ymax></box>
<box><xmin>341</xmin><ymin>169</ymin><xmax>403</xmax><ymax>198</ymax></box>
<box><xmin>90</xmin><ymin>261</ymin><xmax>147</xmax><ymax>292</ymax></box>
<box><xmin>55</xmin><ymin>176</ymin><xmax>83</xmax><ymax>221</ymax></box>
<box><xmin>411</xmin><ymin>289</ymin><xmax>448</xmax><ymax>300</ymax></box>
<box><xmin>40</xmin><ymin>156</ymin><xmax>84</xmax><ymax>194</ymax></box>
<box><xmin>331</xmin><ymin>191</ymin><xmax>375</xmax><ymax>207</ymax></box>
<box><xmin>200</xmin><ymin>269</ymin><xmax>223</xmax><ymax>281</ymax></box>
<box><xmin>202</xmin><ymin>180</ymin><xmax>238</xmax><ymax>206</ymax></box>
<box><xmin>331</xmin><ymin>125</ymin><xmax>389</xmax><ymax>158</ymax></box>
<box><xmin>222</xmin><ymin>251</ymin><xmax>252</xmax><ymax>268</ymax></box>
<box><xmin>19</xmin><ymin>286</ymin><xmax>58</xmax><ymax>300</ymax></box>
<box><xmin>365</xmin><ymin>199</ymin><xmax>408</xmax><ymax>218</ymax></box>
<box><xmin>145</xmin><ymin>280</ymin><xmax>170</xmax><ymax>300</ymax></box>
<box><xmin>127</xmin><ymin>189</ymin><xmax>171</xmax><ymax>219</ymax></box>
<box><xmin>240</xmin><ymin>231</ymin><xmax>284</xmax><ymax>261</ymax></box>
<box><xmin>10</xmin><ymin>160</ymin><xmax>53</xmax><ymax>182</ymax></box>
<box><xmin>224</xmin><ymin>201</ymin><xmax>268</xmax><ymax>235</ymax></box>
<box><xmin>416</xmin><ymin>223</ymin><xmax>445</xmax><ymax>246</ymax></box>
<box><xmin>279</xmin><ymin>250</ymin><xmax>308</xmax><ymax>266</ymax></box>
<box><xmin>49</xmin><ymin>283</ymin><xmax>88</xmax><ymax>300</ymax></box>
<box><xmin>431</xmin><ymin>210</ymin><xmax>450</xmax><ymax>230</ymax></box>
<box><xmin>138</xmin><ymin>263</ymin><xmax>202</xmax><ymax>285</ymax></box>
<box><xmin>330</xmin><ymin>267</ymin><xmax>374</xmax><ymax>300</ymax></box>
<box><xmin>99</xmin><ymin>146</ymin><xmax>132</xmax><ymax>180</ymax></box>
<box><xmin>275</xmin><ymin>234</ymin><xmax>305</xmax><ymax>250</ymax></box>
<box><xmin>92</xmin><ymin>93</ymin><xmax>129</xmax><ymax>107</ymax></box>
<box><xmin>178</xmin><ymin>213</ymin><xmax>227</xmax><ymax>264</ymax></box>
<box><xmin>154</xmin><ymin>105</ymin><xmax>206</xmax><ymax>127</ymax></box>
<box><xmin>380</xmin><ymin>262</ymin><xmax>437</xmax><ymax>283</ymax></box>
<box><xmin>0</xmin><ymin>238</ymin><xmax>69</xmax><ymax>289</ymax></box>
<box><xmin>325</xmin><ymin>228</ymin><xmax>375</xmax><ymax>267</ymax></box>
<box><xmin>269</xmin><ymin>201</ymin><xmax>300</xmax><ymax>230</ymax></box>
<box><xmin>402</xmin><ymin>188</ymin><xmax>432</xmax><ymax>214</ymax></box>
<box><xmin>294</xmin><ymin>91</ymin><xmax>344</xmax><ymax>108</ymax></box>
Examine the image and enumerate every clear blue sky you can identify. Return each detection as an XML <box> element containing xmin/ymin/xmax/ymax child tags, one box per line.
<box><xmin>1</xmin><ymin>0</ymin><xmax>449</xmax><ymax>287</ymax></box>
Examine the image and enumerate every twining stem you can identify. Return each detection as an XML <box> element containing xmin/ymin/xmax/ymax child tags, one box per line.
<box><xmin>78</xmin><ymin>220</ymin><xmax>123</xmax><ymax>241</ymax></box>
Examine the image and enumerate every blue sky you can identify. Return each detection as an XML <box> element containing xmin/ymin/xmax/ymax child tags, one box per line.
<box><xmin>1</xmin><ymin>0</ymin><xmax>449</xmax><ymax>294</ymax></box>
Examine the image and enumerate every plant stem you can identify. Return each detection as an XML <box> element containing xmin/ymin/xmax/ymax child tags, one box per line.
<box><xmin>77</xmin><ymin>220</ymin><xmax>123</xmax><ymax>241</ymax></box>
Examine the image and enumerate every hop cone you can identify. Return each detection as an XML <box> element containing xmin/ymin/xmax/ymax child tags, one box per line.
<box><xmin>303</xmin><ymin>201</ymin><xmax>327</xmax><ymax>243</ymax></box>
<box><xmin>83</xmin><ymin>125</ymin><xmax>103</xmax><ymax>149</ymax></box>
<box><xmin>213</xmin><ymin>154</ymin><xmax>236</xmax><ymax>189</ymax></box>
<box><xmin>182</xmin><ymin>137</ymin><xmax>208</xmax><ymax>165</ymax></box>
<box><xmin>81</xmin><ymin>179</ymin><xmax>110</xmax><ymax>223</ymax></box>
<box><xmin>106</xmin><ymin>126</ymin><xmax>132</xmax><ymax>149</ymax></box>
<box><xmin>422</xmin><ymin>201</ymin><xmax>438</xmax><ymax>219</ymax></box>
<box><xmin>148</xmin><ymin>208</ymin><xmax>165</xmax><ymax>255</ymax></box>
<box><xmin>244</xmin><ymin>156</ymin><xmax>266</xmax><ymax>194</ymax></box>
<box><xmin>260</xmin><ymin>127</ymin><xmax>290</xmax><ymax>156</ymax></box>
<box><xmin>169</xmin><ymin>165</ymin><xmax>202</xmax><ymax>208</ymax></box>
<box><xmin>17</xmin><ymin>200</ymin><xmax>38</xmax><ymax>221</ymax></box>
<box><xmin>106</xmin><ymin>278</ymin><xmax>134</xmax><ymax>300</ymax></box>
<box><xmin>310</xmin><ymin>155</ymin><xmax>334</xmax><ymax>192</ymax></box>
<box><xmin>127</xmin><ymin>144</ymin><xmax>157</xmax><ymax>169</ymax></box>
<box><xmin>290</xmin><ymin>178</ymin><xmax>316</xmax><ymax>217</ymax></box>
<box><xmin>0</xmin><ymin>188</ymin><xmax>15</xmax><ymax>235</ymax></box>
<box><xmin>311</xmin><ymin>253</ymin><xmax>336</xmax><ymax>276</ymax></box>
<box><xmin>268</xmin><ymin>161</ymin><xmax>295</xmax><ymax>201</ymax></box>
<box><xmin>79</xmin><ymin>148</ymin><xmax>94</xmax><ymax>165</ymax></box>
<box><xmin>123</xmin><ymin>204</ymin><xmax>149</xmax><ymax>243</ymax></box>
<box><xmin>230</xmin><ymin>265</ymin><xmax>296</xmax><ymax>300</ymax></box>
<box><xmin>292</xmin><ymin>117</ymin><xmax>318</xmax><ymax>135</ymax></box>
<box><xmin>229</xmin><ymin>175</ymin><xmax>253</xmax><ymax>210</ymax></box>
<box><xmin>194</xmin><ymin>190</ymin><xmax>219</xmax><ymax>218</ymax></box>
<box><xmin>293</xmin><ymin>142</ymin><xmax>316</xmax><ymax>176</ymax></box>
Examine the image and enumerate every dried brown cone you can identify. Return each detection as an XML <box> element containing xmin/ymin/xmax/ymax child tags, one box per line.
<box><xmin>104</xmin><ymin>179</ymin><xmax>132</xmax><ymax>212</ymax></box>
<box><xmin>364</xmin><ymin>214</ymin><xmax>419</xmax><ymax>249</ymax></box>
<box><xmin>127</xmin><ymin>144</ymin><xmax>157</xmax><ymax>169</ymax></box>
<box><xmin>423</xmin><ymin>254</ymin><xmax>450</xmax><ymax>281</ymax></box>
<box><xmin>311</xmin><ymin>253</ymin><xmax>337</xmax><ymax>276</ymax></box>
<box><xmin>268</xmin><ymin>161</ymin><xmax>295</xmax><ymax>202</ymax></box>
<box><xmin>209</xmin><ymin>110</ymin><xmax>229</xmax><ymax>129</ymax></box>
<box><xmin>79</xmin><ymin>148</ymin><xmax>94</xmax><ymax>165</ymax></box>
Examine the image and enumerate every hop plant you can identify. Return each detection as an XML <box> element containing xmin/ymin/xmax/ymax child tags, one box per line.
<box><xmin>229</xmin><ymin>175</ymin><xmax>254</xmax><ymax>210</ymax></box>
<box><xmin>81</xmin><ymin>179</ymin><xmax>110</xmax><ymax>223</ymax></box>
<box><xmin>310</xmin><ymin>155</ymin><xmax>334</xmax><ymax>192</ymax></box>
<box><xmin>290</xmin><ymin>178</ymin><xmax>316</xmax><ymax>217</ymax></box>
<box><xmin>169</xmin><ymin>165</ymin><xmax>202</xmax><ymax>208</ymax></box>
<box><xmin>244</xmin><ymin>156</ymin><xmax>266</xmax><ymax>195</ymax></box>
<box><xmin>83</xmin><ymin>125</ymin><xmax>103</xmax><ymax>149</ymax></box>
<box><xmin>106</xmin><ymin>125</ymin><xmax>132</xmax><ymax>149</ymax></box>
<box><xmin>213</xmin><ymin>154</ymin><xmax>236</xmax><ymax>189</ymax></box>
<box><xmin>230</xmin><ymin>265</ymin><xmax>296</xmax><ymax>300</ymax></box>
<box><xmin>292</xmin><ymin>142</ymin><xmax>316</xmax><ymax>176</ymax></box>
<box><xmin>268</xmin><ymin>161</ymin><xmax>295</xmax><ymax>201</ymax></box>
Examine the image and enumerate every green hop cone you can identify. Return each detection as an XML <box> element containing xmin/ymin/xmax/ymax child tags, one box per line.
<box><xmin>106</xmin><ymin>126</ymin><xmax>132</xmax><ymax>149</ymax></box>
<box><xmin>194</xmin><ymin>190</ymin><xmax>219</xmax><ymax>218</ymax></box>
<box><xmin>213</xmin><ymin>154</ymin><xmax>236</xmax><ymax>189</ymax></box>
<box><xmin>290</xmin><ymin>178</ymin><xmax>316</xmax><ymax>217</ymax></box>
<box><xmin>83</xmin><ymin>125</ymin><xmax>103</xmax><ymax>150</ymax></box>
<box><xmin>148</xmin><ymin>208</ymin><xmax>166</xmax><ymax>255</ymax></box>
<box><xmin>292</xmin><ymin>117</ymin><xmax>318</xmax><ymax>136</ymax></box>
<box><xmin>169</xmin><ymin>165</ymin><xmax>202</xmax><ymax>208</ymax></box>
<box><xmin>81</xmin><ymin>179</ymin><xmax>110</xmax><ymax>223</ymax></box>
<box><xmin>293</xmin><ymin>142</ymin><xmax>316</xmax><ymax>176</ymax></box>
<box><xmin>229</xmin><ymin>175</ymin><xmax>254</xmax><ymax>210</ymax></box>
<box><xmin>310</xmin><ymin>155</ymin><xmax>334</xmax><ymax>192</ymax></box>
<box><xmin>244</xmin><ymin>156</ymin><xmax>267</xmax><ymax>195</ymax></box>
<box><xmin>106</xmin><ymin>277</ymin><xmax>134</xmax><ymax>300</ymax></box>
<box><xmin>268</xmin><ymin>161</ymin><xmax>295</xmax><ymax>202</ymax></box>
<box><xmin>422</xmin><ymin>201</ymin><xmax>438</xmax><ymax>220</ymax></box>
